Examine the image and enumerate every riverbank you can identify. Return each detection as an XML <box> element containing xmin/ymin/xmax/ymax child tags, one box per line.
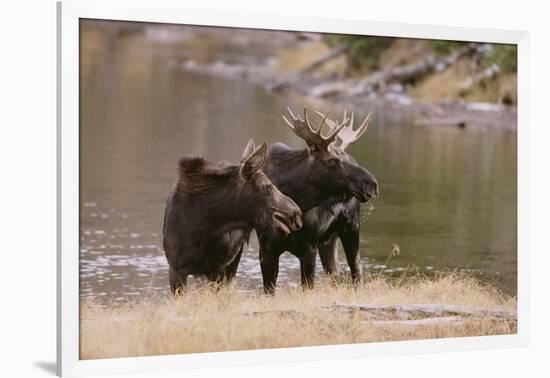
<box><xmin>82</xmin><ymin>21</ymin><xmax>517</xmax><ymax>132</ymax></box>
<box><xmin>80</xmin><ymin>274</ymin><xmax>516</xmax><ymax>359</ymax></box>
<box><xmin>181</xmin><ymin>56</ymin><xmax>517</xmax><ymax>132</ymax></box>
<box><xmin>159</xmin><ymin>27</ymin><xmax>517</xmax><ymax>133</ymax></box>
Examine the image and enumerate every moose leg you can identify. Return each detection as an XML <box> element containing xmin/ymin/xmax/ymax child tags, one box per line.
<box><xmin>224</xmin><ymin>244</ymin><xmax>244</xmax><ymax>283</ymax></box>
<box><xmin>338</xmin><ymin>226</ymin><xmax>363</xmax><ymax>284</ymax></box>
<box><xmin>299</xmin><ymin>245</ymin><xmax>317</xmax><ymax>289</ymax></box>
<box><xmin>259</xmin><ymin>245</ymin><xmax>281</xmax><ymax>295</ymax></box>
<box><xmin>318</xmin><ymin>233</ymin><xmax>340</xmax><ymax>275</ymax></box>
<box><xmin>169</xmin><ymin>267</ymin><xmax>188</xmax><ymax>296</ymax></box>
<box><xmin>206</xmin><ymin>271</ymin><xmax>225</xmax><ymax>288</ymax></box>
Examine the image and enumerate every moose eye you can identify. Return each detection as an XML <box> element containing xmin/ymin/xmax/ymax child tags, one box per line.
<box><xmin>328</xmin><ymin>158</ymin><xmax>339</xmax><ymax>167</ymax></box>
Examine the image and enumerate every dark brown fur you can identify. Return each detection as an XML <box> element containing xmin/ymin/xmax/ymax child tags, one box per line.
<box><xmin>163</xmin><ymin>141</ymin><xmax>302</xmax><ymax>294</ymax></box>
<box><xmin>258</xmin><ymin>142</ymin><xmax>378</xmax><ymax>293</ymax></box>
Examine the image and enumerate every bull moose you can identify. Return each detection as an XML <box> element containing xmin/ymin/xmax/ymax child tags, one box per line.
<box><xmin>257</xmin><ymin>107</ymin><xmax>379</xmax><ymax>294</ymax></box>
<box><xmin>163</xmin><ymin>139</ymin><xmax>303</xmax><ymax>294</ymax></box>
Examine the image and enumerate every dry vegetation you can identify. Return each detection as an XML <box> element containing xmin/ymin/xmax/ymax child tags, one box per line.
<box><xmin>80</xmin><ymin>273</ymin><xmax>516</xmax><ymax>360</ymax></box>
<box><xmin>278</xmin><ymin>37</ymin><xmax>517</xmax><ymax>105</ymax></box>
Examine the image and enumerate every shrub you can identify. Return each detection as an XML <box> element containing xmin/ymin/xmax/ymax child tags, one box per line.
<box><xmin>428</xmin><ymin>40</ymin><xmax>468</xmax><ymax>56</ymax></box>
<box><xmin>483</xmin><ymin>44</ymin><xmax>517</xmax><ymax>73</ymax></box>
<box><xmin>323</xmin><ymin>34</ymin><xmax>394</xmax><ymax>71</ymax></box>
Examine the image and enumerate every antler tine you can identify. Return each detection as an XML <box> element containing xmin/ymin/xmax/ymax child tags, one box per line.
<box><xmin>315</xmin><ymin>110</ymin><xmax>348</xmax><ymax>130</ymax></box>
<box><xmin>281</xmin><ymin>114</ymin><xmax>295</xmax><ymax>130</ymax></box>
<box><xmin>314</xmin><ymin>110</ymin><xmax>326</xmax><ymax>119</ymax></box>
<box><xmin>317</xmin><ymin>110</ymin><xmax>330</xmax><ymax>133</ymax></box>
<box><xmin>338</xmin><ymin>112</ymin><xmax>373</xmax><ymax>150</ymax></box>
<box><xmin>287</xmin><ymin>106</ymin><xmax>299</xmax><ymax>121</ymax></box>
<box><xmin>284</xmin><ymin>106</ymin><xmax>343</xmax><ymax>152</ymax></box>
<box><xmin>310</xmin><ymin>108</ymin><xmax>373</xmax><ymax>150</ymax></box>
<box><xmin>355</xmin><ymin>112</ymin><xmax>372</xmax><ymax>140</ymax></box>
<box><xmin>325</xmin><ymin>115</ymin><xmax>349</xmax><ymax>140</ymax></box>
<box><xmin>313</xmin><ymin>110</ymin><xmax>331</xmax><ymax>135</ymax></box>
<box><xmin>317</xmin><ymin>108</ymin><xmax>347</xmax><ymax>145</ymax></box>
<box><xmin>302</xmin><ymin>107</ymin><xmax>317</xmax><ymax>134</ymax></box>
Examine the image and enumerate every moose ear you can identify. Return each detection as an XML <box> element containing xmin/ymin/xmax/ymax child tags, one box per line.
<box><xmin>240</xmin><ymin>142</ymin><xmax>267</xmax><ymax>181</ymax></box>
<box><xmin>241</xmin><ymin>138</ymin><xmax>256</xmax><ymax>163</ymax></box>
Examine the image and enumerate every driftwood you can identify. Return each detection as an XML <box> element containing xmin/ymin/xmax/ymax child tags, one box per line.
<box><xmin>370</xmin><ymin>316</ymin><xmax>464</xmax><ymax>326</ymax></box>
<box><xmin>245</xmin><ymin>309</ymin><xmax>300</xmax><ymax>316</ymax></box>
<box><xmin>325</xmin><ymin>303</ymin><xmax>517</xmax><ymax>321</ymax></box>
<box><xmin>270</xmin><ymin>44</ymin><xmax>348</xmax><ymax>91</ymax></box>
<box><xmin>459</xmin><ymin>64</ymin><xmax>500</xmax><ymax>94</ymax></box>
<box><xmin>85</xmin><ymin>303</ymin><xmax>516</xmax><ymax>329</ymax></box>
<box><xmin>238</xmin><ymin>303</ymin><xmax>517</xmax><ymax>328</ymax></box>
<box><xmin>295</xmin><ymin>43</ymin><xmax>483</xmax><ymax>99</ymax></box>
<box><xmin>353</xmin><ymin>43</ymin><xmax>481</xmax><ymax>93</ymax></box>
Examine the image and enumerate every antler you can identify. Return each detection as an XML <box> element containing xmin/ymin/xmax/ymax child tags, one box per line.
<box><xmin>282</xmin><ymin>107</ymin><xmax>349</xmax><ymax>152</ymax></box>
<box><xmin>316</xmin><ymin>109</ymin><xmax>372</xmax><ymax>150</ymax></box>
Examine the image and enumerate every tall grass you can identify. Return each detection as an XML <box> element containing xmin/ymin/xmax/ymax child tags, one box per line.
<box><xmin>80</xmin><ymin>273</ymin><xmax>516</xmax><ymax>360</ymax></box>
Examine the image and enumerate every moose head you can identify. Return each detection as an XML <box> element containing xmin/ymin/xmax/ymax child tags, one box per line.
<box><xmin>239</xmin><ymin>139</ymin><xmax>303</xmax><ymax>236</ymax></box>
<box><xmin>279</xmin><ymin>107</ymin><xmax>379</xmax><ymax>207</ymax></box>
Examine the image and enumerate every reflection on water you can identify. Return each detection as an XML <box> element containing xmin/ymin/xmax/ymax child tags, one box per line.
<box><xmin>80</xmin><ymin>21</ymin><xmax>517</xmax><ymax>301</ymax></box>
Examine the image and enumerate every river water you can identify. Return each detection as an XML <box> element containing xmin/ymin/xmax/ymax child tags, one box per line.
<box><xmin>79</xmin><ymin>21</ymin><xmax>517</xmax><ymax>301</ymax></box>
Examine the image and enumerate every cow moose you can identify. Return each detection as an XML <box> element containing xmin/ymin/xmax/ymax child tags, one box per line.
<box><xmin>258</xmin><ymin>107</ymin><xmax>379</xmax><ymax>294</ymax></box>
<box><xmin>163</xmin><ymin>139</ymin><xmax>303</xmax><ymax>295</ymax></box>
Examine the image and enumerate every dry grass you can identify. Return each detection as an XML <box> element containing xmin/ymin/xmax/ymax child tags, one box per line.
<box><xmin>80</xmin><ymin>273</ymin><xmax>516</xmax><ymax>360</ymax></box>
<box><xmin>276</xmin><ymin>40</ymin><xmax>347</xmax><ymax>77</ymax></box>
<box><xmin>410</xmin><ymin>57</ymin><xmax>518</xmax><ymax>104</ymax></box>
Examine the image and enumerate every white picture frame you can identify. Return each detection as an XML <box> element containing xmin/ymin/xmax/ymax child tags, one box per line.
<box><xmin>57</xmin><ymin>0</ymin><xmax>529</xmax><ymax>376</ymax></box>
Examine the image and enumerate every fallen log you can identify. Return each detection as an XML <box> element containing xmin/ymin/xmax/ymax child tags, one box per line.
<box><xmin>369</xmin><ymin>316</ymin><xmax>464</xmax><ymax>326</ymax></box>
<box><xmin>353</xmin><ymin>43</ymin><xmax>481</xmax><ymax>93</ymax></box>
<box><xmin>459</xmin><ymin>64</ymin><xmax>500</xmax><ymax>94</ymax></box>
<box><xmin>244</xmin><ymin>309</ymin><xmax>300</xmax><ymax>316</ymax></box>
<box><xmin>87</xmin><ymin>304</ymin><xmax>516</xmax><ymax>330</ymax></box>
<box><xmin>326</xmin><ymin>303</ymin><xmax>517</xmax><ymax>321</ymax></box>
